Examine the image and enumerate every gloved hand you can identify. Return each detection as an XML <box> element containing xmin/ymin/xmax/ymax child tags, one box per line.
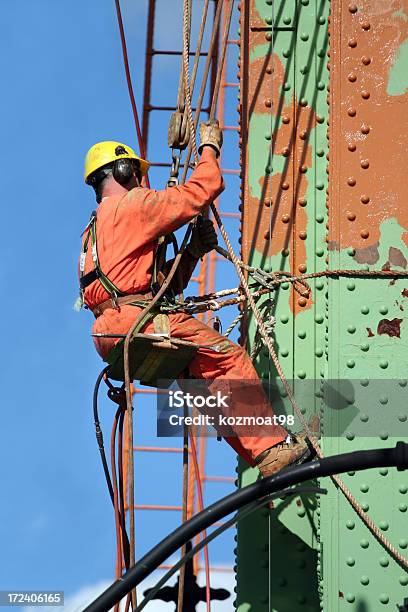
<box><xmin>198</xmin><ymin>119</ymin><xmax>223</xmax><ymax>157</ymax></box>
<box><xmin>186</xmin><ymin>218</ymin><xmax>218</xmax><ymax>259</ymax></box>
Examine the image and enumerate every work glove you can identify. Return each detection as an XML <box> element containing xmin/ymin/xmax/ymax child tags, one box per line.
<box><xmin>186</xmin><ymin>218</ymin><xmax>218</xmax><ymax>259</ymax></box>
<box><xmin>198</xmin><ymin>119</ymin><xmax>223</xmax><ymax>157</ymax></box>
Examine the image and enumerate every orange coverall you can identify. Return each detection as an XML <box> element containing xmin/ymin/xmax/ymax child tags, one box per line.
<box><xmin>81</xmin><ymin>148</ymin><xmax>287</xmax><ymax>466</ymax></box>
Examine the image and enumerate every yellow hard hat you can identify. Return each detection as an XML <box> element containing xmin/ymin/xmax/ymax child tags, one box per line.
<box><xmin>84</xmin><ymin>141</ymin><xmax>150</xmax><ymax>183</ymax></box>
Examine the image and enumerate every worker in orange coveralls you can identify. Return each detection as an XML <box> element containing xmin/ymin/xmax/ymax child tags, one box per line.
<box><xmin>78</xmin><ymin>120</ymin><xmax>311</xmax><ymax>477</ymax></box>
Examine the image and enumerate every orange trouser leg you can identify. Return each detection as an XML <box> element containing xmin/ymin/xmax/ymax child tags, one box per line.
<box><xmin>150</xmin><ymin>312</ymin><xmax>287</xmax><ymax>467</ymax></box>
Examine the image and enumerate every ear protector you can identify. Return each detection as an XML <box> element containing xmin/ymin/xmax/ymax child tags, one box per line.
<box><xmin>112</xmin><ymin>158</ymin><xmax>135</xmax><ymax>185</ymax></box>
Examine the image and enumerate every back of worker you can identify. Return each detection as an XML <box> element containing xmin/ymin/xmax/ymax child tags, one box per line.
<box><xmin>78</xmin><ymin>127</ymin><xmax>312</xmax><ymax>478</ymax></box>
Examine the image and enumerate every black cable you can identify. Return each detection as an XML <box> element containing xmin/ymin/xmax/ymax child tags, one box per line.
<box><xmin>93</xmin><ymin>367</ymin><xmax>114</xmax><ymax>502</ymax></box>
<box><xmin>93</xmin><ymin>367</ymin><xmax>131</xmax><ymax>564</ymax></box>
<box><xmin>83</xmin><ymin>442</ymin><xmax>408</xmax><ymax>612</ymax></box>
<box><xmin>136</xmin><ymin>485</ymin><xmax>327</xmax><ymax>611</ymax></box>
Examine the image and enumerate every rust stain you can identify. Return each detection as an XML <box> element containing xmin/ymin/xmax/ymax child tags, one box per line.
<box><xmin>367</xmin><ymin>327</ymin><xmax>375</xmax><ymax>337</ymax></box>
<box><xmin>402</xmin><ymin>288</ymin><xmax>408</xmax><ymax>297</ymax></box>
<box><xmin>242</xmin><ymin>33</ymin><xmax>317</xmax><ymax>315</ymax></box>
<box><xmin>377</xmin><ymin>318</ymin><xmax>402</xmax><ymax>338</ymax></box>
<box><xmin>329</xmin><ymin>1</ymin><xmax>408</xmax><ymax>251</ymax></box>
<box><xmin>353</xmin><ymin>242</ymin><xmax>380</xmax><ymax>264</ymax></box>
<box><xmin>389</xmin><ymin>246</ymin><xmax>407</xmax><ymax>268</ymax></box>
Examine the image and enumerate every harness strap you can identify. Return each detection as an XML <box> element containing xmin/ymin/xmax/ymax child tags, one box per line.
<box><xmin>78</xmin><ymin>212</ymin><xmax>125</xmax><ymax>309</ymax></box>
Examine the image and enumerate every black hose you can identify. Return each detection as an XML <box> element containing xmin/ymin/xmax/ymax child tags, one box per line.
<box><xmin>83</xmin><ymin>442</ymin><xmax>408</xmax><ymax>612</ymax></box>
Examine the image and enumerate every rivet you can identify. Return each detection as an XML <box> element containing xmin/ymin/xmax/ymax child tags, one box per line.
<box><xmin>347</xmin><ymin>281</ymin><xmax>355</xmax><ymax>291</ymax></box>
<box><xmin>346</xmin><ymin>430</ymin><xmax>355</xmax><ymax>439</ymax></box>
<box><xmin>281</xmin><ymin>147</ymin><xmax>290</xmax><ymax>156</ymax></box>
<box><xmin>299</xmin><ymin>130</ymin><xmax>307</xmax><ymax>140</ymax></box>
<box><xmin>400</xmin><ymin>539</ymin><xmax>408</xmax><ymax>549</ymax></box>
<box><xmin>348</xmin><ymin>108</ymin><xmax>357</xmax><ymax>117</ymax></box>
<box><xmin>348</xmin><ymin>325</ymin><xmax>356</xmax><ymax>333</ymax></box>
<box><xmin>360</xmin><ymin>378</ymin><xmax>369</xmax><ymax>386</ymax></box>
<box><xmin>266</xmin><ymin>66</ymin><xmax>273</xmax><ymax>75</ymax></box>
<box><xmin>360</xmin><ymin>538</ymin><xmax>369</xmax><ymax>548</ymax></box>
<box><xmin>379</xmin><ymin>467</ymin><xmax>388</xmax><ymax>475</ymax></box>
<box><xmin>265</xmin><ymin>32</ymin><xmax>272</xmax><ymax>42</ymax></box>
<box><xmin>348</xmin><ymin>73</ymin><xmax>357</xmax><ymax>82</ymax></box>
<box><xmin>379</xmin><ymin>396</ymin><xmax>388</xmax><ymax>405</ymax></box>
<box><xmin>361</xmin><ymin>124</ymin><xmax>370</xmax><ymax>134</ymax></box>
<box><xmin>298</xmin><ymin>263</ymin><xmax>307</xmax><ymax>273</ymax></box>
<box><xmin>282</xmin><ymin>48</ymin><xmax>291</xmax><ymax>58</ymax></box>
<box><xmin>299</xmin><ymin>231</ymin><xmax>307</xmax><ymax>240</ymax></box>
<box><xmin>379</xmin><ymin>594</ymin><xmax>389</xmax><ymax>604</ymax></box>
<box><xmin>316</xmin><ymin>248</ymin><xmax>324</xmax><ymax>256</ymax></box>
<box><xmin>360</xmin><ymin>343</ymin><xmax>369</xmax><ymax>351</ymax></box>
<box><xmin>299</xmin><ymin>197</ymin><xmax>307</xmax><ymax>207</ymax></box>
<box><xmin>400</xmin><ymin>380</ymin><xmax>408</xmax><ymax>387</ymax></box>
<box><xmin>361</xmin><ymin>503</ymin><xmax>369</xmax><ymax>512</ymax></box>
<box><xmin>347</xmin><ymin>212</ymin><xmax>356</xmax><ymax>221</ymax></box>
<box><xmin>361</xmin><ymin>90</ymin><xmax>370</xmax><ymax>99</ymax></box>
<box><xmin>360</xmin><ymin>484</ymin><xmax>369</xmax><ymax>493</ymax></box>
<box><xmin>360</xmin><ymin>576</ymin><xmax>369</xmax><ymax>586</ymax></box>
<box><xmin>264</xmin><ymin>230</ymin><xmax>270</xmax><ymax>240</ymax></box>
<box><xmin>264</xmin><ymin>198</ymin><xmax>273</xmax><ymax>207</ymax></box>
<box><xmin>398</xmin><ymin>414</ymin><xmax>407</xmax><ymax>422</ymax></box>
<box><xmin>399</xmin><ymin>576</ymin><xmax>408</xmax><ymax>586</ymax></box>
<box><xmin>360</xmin><ymin>414</ymin><xmax>369</xmax><ymax>422</ymax></box>
<box><xmin>300</xmin><ymin>98</ymin><xmax>308</xmax><ymax>107</ymax></box>
<box><xmin>360</xmin><ymin>229</ymin><xmax>369</xmax><ymax>239</ymax></box>
<box><xmin>346</xmin><ymin>594</ymin><xmax>356</xmax><ymax>603</ymax></box>
<box><xmin>362</xmin><ymin>56</ymin><xmax>371</xmax><ymax>65</ymax></box>
<box><xmin>348</xmin><ymin>38</ymin><xmax>357</xmax><ymax>48</ymax></box>
<box><xmin>348</xmin><ymin>4</ymin><xmax>358</xmax><ymax>13</ymax></box>
<box><xmin>298</xmin><ymin>370</ymin><xmax>306</xmax><ymax>379</ymax></box>
<box><xmin>347</xmin><ymin>177</ymin><xmax>356</xmax><ymax>186</ymax></box>
<box><xmin>316</xmin><ymin>213</ymin><xmax>324</xmax><ymax>222</ymax></box>
<box><xmin>348</xmin><ymin>143</ymin><xmax>357</xmax><ymax>151</ymax></box>
<box><xmin>283</xmin><ymin>16</ymin><xmax>292</xmax><ymax>26</ymax></box>
<box><xmin>281</xmin><ymin>182</ymin><xmax>289</xmax><ymax>190</ymax></box>
<box><xmin>315</xmin><ymin>314</ymin><xmax>324</xmax><ymax>323</ymax></box>
<box><xmin>399</xmin><ymin>503</ymin><xmax>407</xmax><ymax>512</ymax></box>
<box><xmin>282</xmin><ymin>214</ymin><xmax>290</xmax><ymax>223</ymax></box>
<box><xmin>298</xmin><ymin>330</ymin><xmax>306</xmax><ymax>339</ymax></box>
<box><xmin>316</xmin><ymin>280</ymin><xmax>324</xmax><ymax>290</ymax></box>
<box><xmin>379</xmin><ymin>305</ymin><xmax>388</xmax><ymax>314</ymax></box>
<box><xmin>300</xmin><ymin>33</ymin><xmax>309</xmax><ymax>41</ymax></box>
<box><xmin>281</xmin><ymin>282</ymin><xmax>289</xmax><ymax>290</ymax></box>
<box><xmin>316</xmin><ymin>181</ymin><xmax>324</xmax><ymax>190</ymax></box>
<box><xmin>300</xmin><ymin>164</ymin><xmax>308</xmax><ymax>173</ymax></box>
<box><xmin>362</xmin><ymin>22</ymin><xmax>371</xmax><ymax>30</ymax></box>
<box><xmin>280</xmin><ymin>348</ymin><xmax>289</xmax><ymax>357</ymax></box>
<box><xmin>264</xmin><ymin>98</ymin><xmax>272</xmax><ymax>108</ymax></box>
<box><xmin>280</xmin><ymin>315</ymin><xmax>289</xmax><ymax>323</ymax></box>
<box><xmin>361</xmin><ymin>159</ymin><xmax>369</xmax><ymax>169</ymax></box>
<box><xmin>317</xmin><ymin>81</ymin><xmax>325</xmax><ymax>90</ymax></box>
<box><xmin>361</xmin><ymin>195</ymin><xmax>370</xmax><ymax>204</ymax></box>
<box><xmin>379</xmin><ymin>359</ymin><xmax>388</xmax><ymax>369</ymax></box>
<box><xmin>317</xmin><ymin>148</ymin><xmax>324</xmax><ymax>156</ymax></box>
<box><xmin>282</xmin><ymin>115</ymin><xmax>290</xmax><ymax>124</ymax></box>
<box><xmin>380</xmin><ymin>431</ymin><xmax>389</xmax><ymax>440</ymax></box>
<box><xmin>346</xmin><ymin>557</ymin><xmax>355</xmax><ymax>566</ymax></box>
<box><xmin>298</xmin><ymin>297</ymin><xmax>307</xmax><ymax>307</ymax></box>
<box><xmin>265</xmin><ymin>133</ymin><xmax>271</xmax><ymax>140</ymax></box>
<box><xmin>316</xmin><ymin>348</ymin><xmax>323</xmax><ymax>357</ymax></box>
<box><xmin>316</xmin><ymin>115</ymin><xmax>325</xmax><ymax>124</ymax></box>
<box><xmin>265</xmin><ymin>16</ymin><xmax>273</xmax><ymax>25</ymax></box>
<box><xmin>281</xmin><ymin>248</ymin><xmax>289</xmax><ymax>257</ymax></box>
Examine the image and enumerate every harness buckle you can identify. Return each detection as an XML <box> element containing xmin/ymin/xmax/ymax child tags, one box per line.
<box><xmin>111</xmin><ymin>291</ymin><xmax>120</xmax><ymax>311</ymax></box>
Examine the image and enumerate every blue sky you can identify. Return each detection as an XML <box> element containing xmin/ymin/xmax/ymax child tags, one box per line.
<box><xmin>1</xmin><ymin>1</ymin><xmax>241</xmax><ymax>609</ymax></box>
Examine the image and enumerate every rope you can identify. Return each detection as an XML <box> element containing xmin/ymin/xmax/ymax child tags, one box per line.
<box><xmin>114</xmin><ymin>0</ymin><xmax>150</xmax><ymax>188</ymax></box>
<box><xmin>182</xmin><ymin>0</ymin><xmax>198</xmax><ymax>162</ymax></box>
<box><xmin>179</xmin><ymin>0</ymin><xmax>408</xmax><ymax>570</ymax></box>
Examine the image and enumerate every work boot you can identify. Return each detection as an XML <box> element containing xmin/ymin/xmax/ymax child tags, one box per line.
<box><xmin>255</xmin><ymin>434</ymin><xmax>313</xmax><ymax>478</ymax></box>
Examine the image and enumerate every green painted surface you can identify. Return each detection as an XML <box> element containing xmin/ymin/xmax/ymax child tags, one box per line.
<box><xmin>236</xmin><ymin>0</ymin><xmax>329</xmax><ymax>610</ymax></box>
<box><xmin>387</xmin><ymin>37</ymin><xmax>408</xmax><ymax>96</ymax></box>
<box><xmin>237</xmin><ymin>0</ymin><xmax>408</xmax><ymax>610</ymax></box>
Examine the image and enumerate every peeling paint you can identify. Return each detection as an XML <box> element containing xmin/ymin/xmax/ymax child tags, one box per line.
<box><xmin>377</xmin><ymin>317</ymin><xmax>403</xmax><ymax>337</ymax></box>
<box><xmin>353</xmin><ymin>242</ymin><xmax>379</xmax><ymax>264</ymax></box>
